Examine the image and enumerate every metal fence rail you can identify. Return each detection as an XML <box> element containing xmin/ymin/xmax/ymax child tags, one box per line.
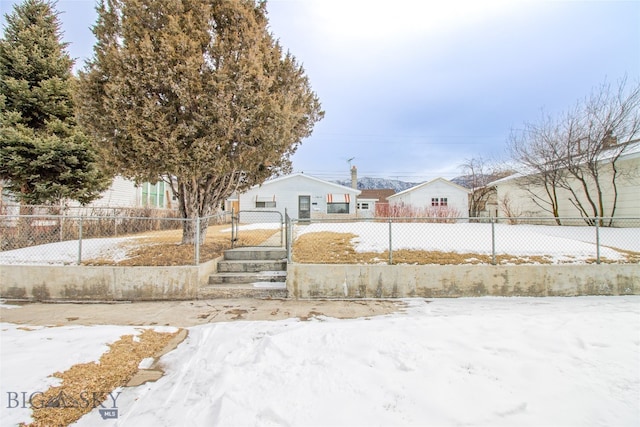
<box><xmin>0</xmin><ymin>212</ymin><xmax>232</xmax><ymax>266</ymax></box>
<box><xmin>3</xmin><ymin>212</ymin><xmax>639</xmax><ymax>266</ymax></box>
<box><xmin>286</xmin><ymin>216</ymin><xmax>640</xmax><ymax>265</ymax></box>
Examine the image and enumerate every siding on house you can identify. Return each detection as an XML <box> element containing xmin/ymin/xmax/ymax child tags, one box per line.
<box><xmin>358</xmin><ymin>189</ymin><xmax>395</xmax><ymax>218</ymax></box>
<box><xmin>386</xmin><ymin>177</ymin><xmax>470</xmax><ymax>216</ymax></box>
<box><xmin>492</xmin><ymin>143</ymin><xmax>640</xmax><ymax>219</ymax></box>
<box><xmin>66</xmin><ymin>176</ymin><xmax>173</xmax><ymax>209</ymax></box>
<box><xmin>238</xmin><ymin>173</ymin><xmax>361</xmax><ymax>221</ymax></box>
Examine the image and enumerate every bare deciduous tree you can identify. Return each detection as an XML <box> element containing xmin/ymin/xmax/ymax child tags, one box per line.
<box><xmin>508</xmin><ymin>77</ymin><xmax>640</xmax><ymax>226</ymax></box>
<box><xmin>459</xmin><ymin>156</ymin><xmax>511</xmax><ymax>218</ymax></box>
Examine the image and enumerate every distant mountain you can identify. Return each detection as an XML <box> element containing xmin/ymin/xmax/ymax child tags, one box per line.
<box><xmin>334</xmin><ymin>177</ymin><xmax>420</xmax><ymax>192</ymax></box>
<box><xmin>450</xmin><ymin>172</ymin><xmax>514</xmax><ymax>189</ymax></box>
<box><xmin>450</xmin><ymin>175</ymin><xmax>474</xmax><ymax>189</ymax></box>
<box><xmin>335</xmin><ymin>175</ymin><xmax>478</xmax><ymax>192</ymax></box>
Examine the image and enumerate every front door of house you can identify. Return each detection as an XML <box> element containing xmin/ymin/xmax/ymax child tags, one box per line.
<box><xmin>298</xmin><ymin>195</ymin><xmax>311</xmax><ymax>220</ymax></box>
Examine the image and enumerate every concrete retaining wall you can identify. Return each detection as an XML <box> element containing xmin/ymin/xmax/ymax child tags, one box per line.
<box><xmin>0</xmin><ymin>259</ymin><xmax>219</xmax><ymax>301</ymax></box>
<box><xmin>2</xmin><ymin>261</ymin><xmax>637</xmax><ymax>301</ymax></box>
<box><xmin>286</xmin><ymin>264</ymin><xmax>640</xmax><ymax>298</ymax></box>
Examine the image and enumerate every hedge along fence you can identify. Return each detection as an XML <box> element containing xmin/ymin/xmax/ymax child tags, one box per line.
<box><xmin>374</xmin><ymin>203</ymin><xmax>462</xmax><ymax>222</ymax></box>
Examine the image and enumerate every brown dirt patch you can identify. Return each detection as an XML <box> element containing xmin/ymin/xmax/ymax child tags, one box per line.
<box><xmin>24</xmin><ymin>328</ymin><xmax>183</xmax><ymax>427</ymax></box>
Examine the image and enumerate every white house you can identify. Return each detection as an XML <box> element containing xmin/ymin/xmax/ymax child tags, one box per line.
<box><xmin>238</xmin><ymin>173</ymin><xmax>361</xmax><ymax>221</ymax></box>
<box><xmin>490</xmin><ymin>141</ymin><xmax>640</xmax><ymax>219</ymax></box>
<box><xmin>386</xmin><ymin>177</ymin><xmax>470</xmax><ymax>217</ymax></box>
<box><xmin>1</xmin><ymin>176</ymin><xmax>173</xmax><ymax>213</ymax></box>
<box><xmin>357</xmin><ymin>189</ymin><xmax>396</xmax><ymax>218</ymax></box>
<box><xmin>65</xmin><ymin>176</ymin><xmax>175</xmax><ymax>210</ymax></box>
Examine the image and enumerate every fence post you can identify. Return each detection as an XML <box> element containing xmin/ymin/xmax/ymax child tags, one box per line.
<box><xmin>284</xmin><ymin>209</ymin><xmax>290</xmax><ymax>262</ymax></box>
<box><xmin>195</xmin><ymin>216</ymin><xmax>200</xmax><ymax>265</ymax></box>
<box><xmin>491</xmin><ymin>218</ymin><xmax>496</xmax><ymax>265</ymax></box>
<box><xmin>77</xmin><ymin>216</ymin><xmax>83</xmax><ymax>266</ymax></box>
<box><xmin>595</xmin><ymin>216</ymin><xmax>600</xmax><ymax>264</ymax></box>
<box><xmin>285</xmin><ymin>210</ymin><xmax>292</xmax><ymax>263</ymax></box>
<box><xmin>280</xmin><ymin>212</ymin><xmax>284</xmax><ymax>247</ymax></box>
<box><xmin>388</xmin><ymin>218</ymin><xmax>393</xmax><ymax>265</ymax></box>
<box><xmin>231</xmin><ymin>208</ymin><xmax>236</xmax><ymax>249</ymax></box>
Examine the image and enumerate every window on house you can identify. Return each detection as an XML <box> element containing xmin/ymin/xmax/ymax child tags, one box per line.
<box><xmin>327</xmin><ymin>193</ymin><xmax>351</xmax><ymax>214</ymax></box>
<box><xmin>142</xmin><ymin>181</ymin><xmax>165</xmax><ymax>207</ymax></box>
<box><xmin>255</xmin><ymin>195</ymin><xmax>276</xmax><ymax>209</ymax></box>
<box><xmin>255</xmin><ymin>201</ymin><xmax>276</xmax><ymax>208</ymax></box>
<box><xmin>431</xmin><ymin>197</ymin><xmax>448</xmax><ymax>207</ymax></box>
<box><xmin>327</xmin><ymin>202</ymin><xmax>349</xmax><ymax>214</ymax></box>
<box><xmin>357</xmin><ymin>202</ymin><xmax>370</xmax><ymax>210</ymax></box>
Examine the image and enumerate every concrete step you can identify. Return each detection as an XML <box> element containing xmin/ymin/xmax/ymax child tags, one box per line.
<box><xmin>208</xmin><ymin>271</ymin><xmax>287</xmax><ymax>285</ymax></box>
<box><xmin>217</xmin><ymin>259</ymin><xmax>287</xmax><ymax>273</ymax></box>
<box><xmin>224</xmin><ymin>247</ymin><xmax>287</xmax><ymax>261</ymax></box>
<box><xmin>198</xmin><ymin>283</ymin><xmax>288</xmax><ymax>299</ymax></box>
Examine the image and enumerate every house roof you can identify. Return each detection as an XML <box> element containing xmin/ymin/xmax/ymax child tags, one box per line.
<box><xmin>486</xmin><ymin>139</ymin><xmax>640</xmax><ymax>187</ymax></box>
<box><xmin>358</xmin><ymin>189</ymin><xmax>396</xmax><ymax>203</ymax></box>
<box><xmin>252</xmin><ymin>172</ymin><xmax>361</xmax><ymax>195</ymax></box>
<box><xmin>387</xmin><ymin>177</ymin><xmax>471</xmax><ymax>200</ymax></box>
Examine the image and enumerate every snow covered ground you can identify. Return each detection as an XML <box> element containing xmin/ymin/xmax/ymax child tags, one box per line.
<box><xmin>296</xmin><ymin>222</ymin><xmax>640</xmax><ymax>263</ymax></box>
<box><xmin>1</xmin><ymin>297</ymin><xmax>639</xmax><ymax>426</ymax></box>
<box><xmin>0</xmin><ymin>237</ymin><xmax>134</xmax><ymax>265</ymax></box>
<box><xmin>1</xmin><ymin>223</ymin><xmax>638</xmax><ymax>265</ymax></box>
<box><xmin>0</xmin><ymin>224</ymin><xmax>273</xmax><ymax>265</ymax></box>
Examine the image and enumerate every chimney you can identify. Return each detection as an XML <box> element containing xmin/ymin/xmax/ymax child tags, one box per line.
<box><xmin>351</xmin><ymin>165</ymin><xmax>357</xmax><ymax>189</ymax></box>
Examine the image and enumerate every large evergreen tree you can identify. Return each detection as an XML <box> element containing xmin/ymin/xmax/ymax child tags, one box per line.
<box><xmin>0</xmin><ymin>0</ymin><xmax>110</xmax><ymax>205</ymax></box>
<box><xmin>76</xmin><ymin>0</ymin><xmax>323</xmax><ymax>244</ymax></box>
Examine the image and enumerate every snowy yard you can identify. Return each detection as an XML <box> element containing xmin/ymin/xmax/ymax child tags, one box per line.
<box><xmin>0</xmin><ymin>226</ymin><xmax>236</xmax><ymax>266</ymax></box>
<box><xmin>1</xmin><ymin>296</ymin><xmax>639</xmax><ymax>426</ymax></box>
<box><xmin>1</xmin><ymin>222</ymin><xmax>638</xmax><ymax>265</ymax></box>
<box><xmin>295</xmin><ymin>222</ymin><xmax>640</xmax><ymax>263</ymax></box>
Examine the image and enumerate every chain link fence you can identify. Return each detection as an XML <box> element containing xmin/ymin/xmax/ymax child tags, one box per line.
<box><xmin>232</xmin><ymin>210</ymin><xmax>284</xmax><ymax>248</ymax></box>
<box><xmin>0</xmin><ymin>209</ymin><xmax>233</xmax><ymax>266</ymax></box>
<box><xmin>286</xmin><ymin>217</ymin><xmax>640</xmax><ymax>265</ymax></box>
<box><xmin>3</xmin><ymin>210</ymin><xmax>638</xmax><ymax>266</ymax></box>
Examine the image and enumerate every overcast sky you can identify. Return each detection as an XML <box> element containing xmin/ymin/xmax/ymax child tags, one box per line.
<box><xmin>2</xmin><ymin>0</ymin><xmax>639</xmax><ymax>183</ymax></box>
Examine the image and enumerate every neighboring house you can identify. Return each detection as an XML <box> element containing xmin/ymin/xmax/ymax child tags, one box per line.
<box><xmin>358</xmin><ymin>189</ymin><xmax>396</xmax><ymax>218</ymax></box>
<box><xmin>386</xmin><ymin>177</ymin><xmax>470</xmax><ymax>217</ymax></box>
<box><xmin>0</xmin><ymin>175</ymin><xmax>173</xmax><ymax>211</ymax></box>
<box><xmin>480</xmin><ymin>188</ymin><xmax>499</xmax><ymax>218</ymax></box>
<box><xmin>238</xmin><ymin>173</ymin><xmax>361</xmax><ymax>221</ymax></box>
<box><xmin>490</xmin><ymin>141</ymin><xmax>640</xmax><ymax>219</ymax></box>
<box><xmin>0</xmin><ymin>181</ymin><xmax>16</xmax><ymax>215</ymax></box>
<box><xmin>67</xmin><ymin>176</ymin><xmax>174</xmax><ymax>210</ymax></box>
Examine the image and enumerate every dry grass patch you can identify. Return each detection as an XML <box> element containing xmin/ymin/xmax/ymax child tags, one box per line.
<box><xmin>292</xmin><ymin>231</ymin><xmax>623</xmax><ymax>265</ymax></box>
<box><xmin>83</xmin><ymin>225</ymin><xmax>280</xmax><ymax>266</ymax></box>
<box><xmin>293</xmin><ymin>232</ymin><xmax>365</xmax><ymax>263</ymax></box>
<box><xmin>603</xmin><ymin>246</ymin><xmax>640</xmax><ymax>264</ymax></box>
<box><xmin>23</xmin><ymin>328</ymin><xmax>182</xmax><ymax>427</ymax></box>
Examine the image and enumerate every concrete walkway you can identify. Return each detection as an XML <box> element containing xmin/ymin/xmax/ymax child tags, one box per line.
<box><xmin>0</xmin><ymin>299</ymin><xmax>406</xmax><ymax>327</ymax></box>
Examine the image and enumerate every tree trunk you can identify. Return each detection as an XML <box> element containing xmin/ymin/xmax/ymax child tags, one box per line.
<box><xmin>180</xmin><ymin>216</ymin><xmax>211</xmax><ymax>245</ymax></box>
<box><xmin>176</xmin><ymin>177</ymin><xmax>218</xmax><ymax>245</ymax></box>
